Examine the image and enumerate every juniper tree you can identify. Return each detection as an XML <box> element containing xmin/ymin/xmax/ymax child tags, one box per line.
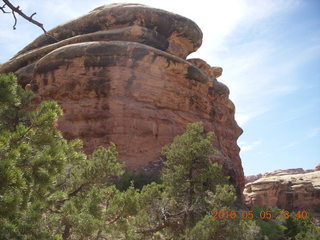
<box><xmin>134</xmin><ymin>122</ymin><xmax>259</xmax><ymax>239</ymax></box>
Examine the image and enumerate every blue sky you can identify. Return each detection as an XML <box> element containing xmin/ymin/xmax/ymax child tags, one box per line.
<box><xmin>1</xmin><ymin>0</ymin><xmax>319</xmax><ymax>175</ymax></box>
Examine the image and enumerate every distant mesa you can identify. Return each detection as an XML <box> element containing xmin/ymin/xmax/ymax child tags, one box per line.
<box><xmin>0</xmin><ymin>4</ymin><xmax>244</xmax><ymax>196</ymax></box>
<box><xmin>244</xmin><ymin>167</ymin><xmax>320</xmax><ymax>210</ymax></box>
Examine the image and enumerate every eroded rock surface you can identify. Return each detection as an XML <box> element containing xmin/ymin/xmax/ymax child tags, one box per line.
<box><xmin>244</xmin><ymin>170</ymin><xmax>320</xmax><ymax>210</ymax></box>
<box><xmin>0</xmin><ymin>4</ymin><xmax>244</xmax><ymax>195</ymax></box>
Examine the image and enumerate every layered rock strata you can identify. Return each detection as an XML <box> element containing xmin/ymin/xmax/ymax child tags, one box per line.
<box><xmin>0</xmin><ymin>4</ymin><xmax>244</xmax><ymax>195</ymax></box>
<box><xmin>244</xmin><ymin>170</ymin><xmax>320</xmax><ymax>210</ymax></box>
<box><xmin>245</xmin><ymin>168</ymin><xmax>318</xmax><ymax>184</ymax></box>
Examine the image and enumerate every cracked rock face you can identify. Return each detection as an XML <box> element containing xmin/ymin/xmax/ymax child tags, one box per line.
<box><xmin>244</xmin><ymin>170</ymin><xmax>320</xmax><ymax>210</ymax></box>
<box><xmin>0</xmin><ymin>4</ymin><xmax>244</xmax><ymax>196</ymax></box>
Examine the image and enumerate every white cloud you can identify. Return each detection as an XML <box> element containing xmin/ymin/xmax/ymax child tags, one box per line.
<box><xmin>282</xmin><ymin>141</ymin><xmax>300</xmax><ymax>149</ymax></box>
<box><xmin>211</xmin><ymin>24</ymin><xmax>320</xmax><ymax>127</ymax></box>
<box><xmin>282</xmin><ymin>127</ymin><xmax>320</xmax><ymax>149</ymax></box>
<box><xmin>239</xmin><ymin>140</ymin><xmax>262</xmax><ymax>152</ymax></box>
<box><xmin>305</xmin><ymin>127</ymin><xmax>320</xmax><ymax>139</ymax></box>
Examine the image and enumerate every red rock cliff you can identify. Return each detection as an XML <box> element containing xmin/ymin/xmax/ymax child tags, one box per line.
<box><xmin>0</xmin><ymin>4</ymin><xmax>244</xmax><ymax>195</ymax></box>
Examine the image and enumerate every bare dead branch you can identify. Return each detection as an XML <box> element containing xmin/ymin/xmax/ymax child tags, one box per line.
<box><xmin>136</xmin><ymin>222</ymin><xmax>168</xmax><ymax>234</ymax></box>
<box><xmin>68</xmin><ymin>183</ymin><xmax>88</xmax><ymax>198</ymax></box>
<box><xmin>107</xmin><ymin>213</ymin><xmax>122</xmax><ymax>225</ymax></box>
<box><xmin>2</xmin><ymin>0</ymin><xmax>58</xmax><ymax>42</ymax></box>
<box><xmin>11</xmin><ymin>9</ymin><xmax>17</xmax><ymax>29</ymax></box>
<box><xmin>0</xmin><ymin>3</ymin><xmax>9</xmax><ymax>13</ymax></box>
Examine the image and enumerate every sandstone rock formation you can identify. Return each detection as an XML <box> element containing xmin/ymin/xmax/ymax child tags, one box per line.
<box><xmin>0</xmin><ymin>4</ymin><xmax>244</xmax><ymax>195</ymax></box>
<box><xmin>245</xmin><ymin>174</ymin><xmax>263</xmax><ymax>184</ymax></box>
<box><xmin>244</xmin><ymin>170</ymin><xmax>320</xmax><ymax>210</ymax></box>
<box><xmin>245</xmin><ymin>168</ymin><xmax>319</xmax><ymax>184</ymax></box>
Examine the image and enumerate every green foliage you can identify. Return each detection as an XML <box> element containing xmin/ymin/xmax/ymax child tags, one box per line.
<box><xmin>247</xmin><ymin>206</ymin><xmax>320</xmax><ymax>240</ymax></box>
<box><xmin>116</xmin><ymin>170</ymin><xmax>135</xmax><ymax>191</ymax></box>
<box><xmin>255</xmin><ymin>219</ymin><xmax>286</xmax><ymax>239</ymax></box>
<box><xmin>0</xmin><ymin>74</ymin><xmax>135</xmax><ymax>240</ymax></box>
<box><xmin>161</xmin><ymin>123</ymin><xmax>234</xmax><ymax>229</ymax></box>
<box><xmin>134</xmin><ymin>122</ymin><xmax>256</xmax><ymax>239</ymax></box>
<box><xmin>239</xmin><ymin>220</ymin><xmax>261</xmax><ymax>240</ymax></box>
<box><xmin>132</xmin><ymin>170</ymin><xmax>161</xmax><ymax>190</ymax></box>
<box><xmin>250</xmin><ymin>206</ymin><xmax>287</xmax><ymax>239</ymax></box>
<box><xmin>0</xmin><ymin>74</ymin><xmax>80</xmax><ymax>239</ymax></box>
<box><xmin>0</xmin><ymin>73</ymin><xmax>34</xmax><ymax>132</ymax></box>
<box><xmin>116</xmin><ymin>170</ymin><xmax>162</xmax><ymax>191</ymax></box>
<box><xmin>295</xmin><ymin>225</ymin><xmax>320</xmax><ymax>240</ymax></box>
<box><xmin>284</xmin><ymin>211</ymin><xmax>320</xmax><ymax>240</ymax></box>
